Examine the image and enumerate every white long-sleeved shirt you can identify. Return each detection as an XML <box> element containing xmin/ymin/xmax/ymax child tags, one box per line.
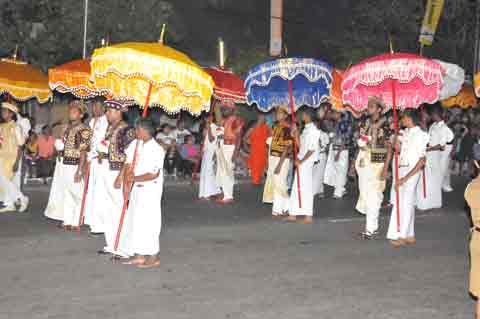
<box><xmin>428</xmin><ymin>120</ymin><xmax>454</xmax><ymax>148</ymax></box>
<box><xmin>399</xmin><ymin>126</ymin><xmax>429</xmax><ymax>168</ymax></box>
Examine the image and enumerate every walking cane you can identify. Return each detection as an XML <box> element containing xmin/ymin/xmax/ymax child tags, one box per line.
<box><xmin>114</xmin><ymin>83</ymin><xmax>153</xmax><ymax>251</ymax></box>
<box><xmin>288</xmin><ymin>80</ymin><xmax>302</xmax><ymax>209</ymax></box>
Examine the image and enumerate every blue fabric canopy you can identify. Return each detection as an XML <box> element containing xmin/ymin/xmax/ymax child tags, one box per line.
<box><xmin>244</xmin><ymin>58</ymin><xmax>333</xmax><ymax>112</ymax></box>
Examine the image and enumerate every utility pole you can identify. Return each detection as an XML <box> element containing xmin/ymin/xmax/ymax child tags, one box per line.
<box><xmin>270</xmin><ymin>0</ymin><xmax>283</xmax><ymax>57</ymax></box>
<box><xmin>82</xmin><ymin>0</ymin><xmax>89</xmax><ymax>59</ymax></box>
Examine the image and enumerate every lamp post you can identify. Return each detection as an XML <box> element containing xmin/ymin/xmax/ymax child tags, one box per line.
<box><xmin>82</xmin><ymin>0</ymin><xmax>89</xmax><ymax>59</ymax></box>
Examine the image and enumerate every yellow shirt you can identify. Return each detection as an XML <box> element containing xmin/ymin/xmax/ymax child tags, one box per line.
<box><xmin>0</xmin><ymin>121</ymin><xmax>24</xmax><ymax>179</ymax></box>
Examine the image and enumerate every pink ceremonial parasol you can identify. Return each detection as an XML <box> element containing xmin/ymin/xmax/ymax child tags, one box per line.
<box><xmin>342</xmin><ymin>52</ymin><xmax>446</xmax><ymax>232</ymax></box>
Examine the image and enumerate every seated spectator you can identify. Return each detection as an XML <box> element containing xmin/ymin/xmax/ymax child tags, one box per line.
<box><xmin>37</xmin><ymin>125</ymin><xmax>55</xmax><ymax>181</ymax></box>
<box><xmin>156</xmin><ymin>124</ymin><xmax>178</xmax><ymax>175</ymax></box>
<box><xmin>24</xmin><ymin>132</ymin><xmax>39</xmax><ymax>179</ymax></box>
<box><xmin>178</xmin><ymin>135</ymin><xmax>199</xmax><ymax>177</ymax></box>
<box><xmin>174</xmin><ymin>120</ymin><xmax>192</xmax><ymax>145</ymax></box>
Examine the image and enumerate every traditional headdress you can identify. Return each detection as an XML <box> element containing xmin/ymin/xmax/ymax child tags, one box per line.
<box><xmin>105</xmin><ymin>99</ymin><xmax>128</xmax><ymax>112</ymax></box>
<box><xmin>1</xmin><ymin>102</ymin><xmax>19</xmax><ymax>114</ymax></box>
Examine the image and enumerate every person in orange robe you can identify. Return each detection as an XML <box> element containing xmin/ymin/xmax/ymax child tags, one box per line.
<box><xmin>244</xmin><ymin>114</ymin><xmax>271</xmax><ymax>185</ymax></box>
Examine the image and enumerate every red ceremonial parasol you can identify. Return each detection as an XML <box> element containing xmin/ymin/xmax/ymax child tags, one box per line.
<box><xmin>205</xmin><ymin>67</ymin><xmax>246</xmax><ymax>106</ymax></box>
<box><xmin>342</xmin><ymin>52</ymin><xmax>446</xmax><ymax>232</ymax></box>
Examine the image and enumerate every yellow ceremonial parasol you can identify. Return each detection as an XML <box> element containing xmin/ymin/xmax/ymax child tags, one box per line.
<box><xmin>90</xmin><ymin>42</ymin><xmax>214</xmax><ymax>116</ymax></box>
<box><xmin>0</xmin><ymin>57</ymin><xmax>51</xmax><ymax>103</ymax></box>
<box><xmin>49</xmin><ymin>59</ymin><xmax>110</xmax><ymax>99</ymax></box>
<box><xmin>475</xmin><ymin>73</ymin><xmax>480</xmax><ymax>98</ymax></box>
<box><xmin>441</xmin><ymin>84</ymin><xmax>478</xmax><ymax>109</ymax></box>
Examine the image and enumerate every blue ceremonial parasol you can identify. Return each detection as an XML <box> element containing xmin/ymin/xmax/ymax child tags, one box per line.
<box><xmin>244</xmin><ymin>57</ymin><xmax>333</xmax><ymax>112</ymax></box>
<box><xmin>245</xmin><ymin>58</ymin><xmax>333</xmax><ymax>209</ymax></box>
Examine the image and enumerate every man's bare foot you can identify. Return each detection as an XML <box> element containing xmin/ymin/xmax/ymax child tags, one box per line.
<box><xmin>298</xmin><ymin>216</ymin><xmax>313</xmax><ymax>224</ymax></box>
<box><xmin>284</xmin><ymin>215</ymin><xmax>297</xmax><ymax>222</ymax></box>
<box><xmin>404</xmin><ymin>237</ymin><xmax>416</xmax><ymax>245</ymax></box>
<box><xmin>137</xmin><ymin>256</ymin><xmax>160</xmax><ymax>268</ymax></box>
<box><xmin>390</xmin><ymin>239</ymin><xmax>407</xmax><ymax>247</ymax></box>
<box><xmin>122</xmin><ymin>256</ymin><xmax>146</xmax><ymax>265</ymax></box>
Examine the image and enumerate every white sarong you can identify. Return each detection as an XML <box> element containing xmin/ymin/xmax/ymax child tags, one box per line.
<box><xmin>324</xmin><ymin>145</ymin><xmax>349</xmax><ymax>198</ymax></box>
<box><xmin>44</xmin><ymin>159</ymin><xmax>65</xmax><ymax>221</ymax></box>
<box><xmin>61</xmin><ymin>164</ymin><xmax>84</xmax><ymax>227</ymax></box>
<box><xmin>416</xmin><ymin>150</ymin><xmax>442</xmax><ymax>210</ymax></box>
<box><xmin>199</xmin><ymin>145</ymin><xmax>220</xmax><ymax>199</ymax></box>
<box><xmin>387</xmin><ymin>167</ymin><xmax>421</xmax><ymax>240</ymax></box>
<box><xmin>216</xmin><ymin>143</ymin><xmax>235</xmax><ymax>200</ymax></box>
<box><xmin>288</xmin><ymin>158</ymin><xmax>315</xmax><ymax>216</ymax></box>
<box><xmin>263</xmin><ymin>156</ymin><xmax>290</xmax><ymax>214</ymax></box>
<box><xmin>313</xmin><ymin>153</ymin><xmax>328</xmax><ymax>196</ymax></box>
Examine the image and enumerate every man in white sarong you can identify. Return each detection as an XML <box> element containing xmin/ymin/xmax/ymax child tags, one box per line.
<box><xmin>215</xmin><ymin>106</ymin><xmax>243</xmax><ymax>204</ymax></box>
<box><xmin>44</xmin><ymin>123</ymin><xmax>68</xmax><ymax>222</ymax></box>
<box><xmin>324</xmin><ymin>110</ymin><xmax>353</xmax><ymax>199</ymax></box>
<box><xmin>286</xmin><ymin>108</ymin><xmax>321</xmax><ymax>224</ymax></box>
<box><xmin>94</xmin><ymin>100</ymin><xmax>135</xmax><ymax>258</ymax></box>
<box><xmin>355</xmin><ymin>97</ymin><xmax>392</xmax><ymax>239</ymax></box>
<box><xmin>416</xmin><ymin>104</ymin><xmax>454</xmax><ymax>211</ymax></box>
<box><xmin>198</xmin><ymin>116</ymin><xmax>221</xmax><ymax>200</ymax></box>
<box><xmin>60</xmin><ymin>101</ymin><xmax>92</xmax><ymax>230</ymax></box>
<box><xmin>120</xmin><ymin>118</ymin><xmax>165</xmax><ymax>268</ymax></box>
<box><xmin>0</xmin><ymin>102</ymin><xmax>29</xmax><ymax>212</ymax></box>
<box><xmin>263</xmin><ymin>106</ymin><xmax>293</xmax><ymax>216</ymax></box>
<box><xmin>387</xmin><ymin>109</ymin><xmax>429</xmax><ymax>247</ymax></box>
<box><xmin>312</xmin><ymin>122</ymin><xmax>330</xmax><ymax>198</ymax></box>
<box><xmin>83</xmin><ymin>98</ymin><xmax>109</xmax><ymax>234</ymax></box>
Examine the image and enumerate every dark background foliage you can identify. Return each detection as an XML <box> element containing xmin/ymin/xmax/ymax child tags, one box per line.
<box><xmin>0</xmin><ymin>0</ymin><xmax>477</xmax><ymax>75</ymax></box>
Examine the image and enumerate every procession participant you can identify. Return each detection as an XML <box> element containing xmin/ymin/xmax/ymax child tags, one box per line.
<box><xmin>416</xmin><ymin>103</ymin><xmax>454</xmax><ymax>211</ymax></box>
<box><xmin>60</xmin><ymin>101</ymin><xmax>92</xmax><ymax>230</ymax></box>
<box><xmin>96</xmin><ymin>100</ymin><xmax>135</xmax><ymax>257</ymax></box>
<box><xmin>198</xmin><ymin>115</ymin><xmax>221</xmax><ymax>200</ymax></box>
<box><xmin>121</xmin><ymin>118</ymin><xmax>165</xmax><ymax>268</ymax></box>
<box><xmin>13</xmin><ymin>112</ymin><xmax>31</xmax><ymax>191</ymax></box>
<box><xmin>43</xmin><ymin>123</ymin><xmax>68</xmax><ymax>222</ymax></box>
<box><xmin>312</xmin><ymin>115</ymin><xmax>330</xmax><ymax>198</ymax></box>
<box><xmin>465</xmin><ymin>160</ymin><xmax>480</xmax><ymax>318</ymax></box>
<box><xmin>387</xmin><ymin>109</ymin><xmax>429</xmax><ymax>247</ymax></box>
<box><xmin>0</xmin><ymin>102</ymin><xmax>29</xmax><ymax>213</ymax></box>
<box><xmin>244</xmin><ymin>113</ymin><xmax>270</xmax><ymax>185</ymax></box>
<box><xmin>355</xmin><ymin>97</ymin><xmax>392</xmax><ymax>239</ymax></box>
<box><xmin>84</xmin><ymin>98</ymin><xmax>109</xmax><ymax>234</ymax></box>
<box><xmin>324</xmin><ymin>109</ymin><xmax>353</xmax><ymax>199</ymax></box>
<box><xmin>285</xmin><ymin>108</ymin><xmax>321</xmax><ymax>224</ymax></box>
<box><xmin>215</xmin><ymin>105</ymin><xmax>243</xmax><ymax>204</ymax></box>
<box><xmin>263</xmin><ymin>106</ymin><xmax>293</xmax><ymax>217</ymax></box>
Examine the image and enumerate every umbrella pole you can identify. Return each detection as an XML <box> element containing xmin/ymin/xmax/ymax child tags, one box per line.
<box><xmin>288</xmin><ymin>80</ymin><xmax>302</xmax><ymax>209</ymax></box>
<box><xmin>419</xmin><ymin>108</ymin><xmax>427</xmax><ymax>198</ymax></box>
<box><xmin>114</xmin><ymin>82</ymin><xmax>153</xmax><ymax>251</ymax></box>
<box><xmin>77</xmin><ymin>161</ymin><xmax>91</xmax><ymax>230</ymax></box>
<box><xmin>391</xmin><ymin>79</ymin><xmax>400</xmax><ymax>233</ymax></box>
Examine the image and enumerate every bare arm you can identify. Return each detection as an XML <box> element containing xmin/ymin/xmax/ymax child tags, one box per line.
<box><xmin>398</xmin><ymin>157</ymin><xmax>426</xmax><ymax>187</ymax></box>
<box><xmin>134</xmin><ymin>171</ymin><xmax>160</xmax><ymax>183</ymax></box>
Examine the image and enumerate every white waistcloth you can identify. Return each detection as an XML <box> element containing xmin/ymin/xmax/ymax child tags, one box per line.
<box><xmin>199</xmin><ymin>145</ymin><xmax>220</xmax><ymax>199</ymax></box>
<box><xmin>124</xmin><ymin>179</ymin><xmax>163</xmax><ymax>256</ymax></box>
<box><xmin>313</xmin><ymin>153</ymin><xmax>328</xmax><ymax>196</ymax></box>
<box><xmin>84</xmin><ymin>160</ymin><xmax>108</xmax><ymax>233</ymax></box>
<box><xmin>216</xmin><ymin>143</ymin><xmax>235</xmax><ymax>200</ymax></box>
<box><xmin>61</xmin><ymin>163</ymin><xmax>84</xmax><ymax>227</ymax></box>
<box><xmin>288</xmin><ymin>156</ymin><xmax>316</xmax><ymax>216</ymax></box>
<box><xmin>387</xmin><ymin>167</ymin><xmax>421</xmax><ymax>240</ymax></box>
<box><xmin>44</xmin><ymin>159</ymin><xmax>65</xmax><ymax>221</ymax></box>
<box><xmin>263</xmin><ymin>156</ymin><xmax>290</xmax><ymax>214</ymax></box>
<box><xmin>324</xmin><ymin>144</ymin><xmax>349</xmax><ymax>198</ymax></box>
<box><xmin>416</xmin><ymin>150</ymin><xmax>442</xmax><ymax>210</ymax></box>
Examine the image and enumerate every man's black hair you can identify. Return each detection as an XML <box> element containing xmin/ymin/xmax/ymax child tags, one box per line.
<box><xmin>402</xmin><ymin>109</ymin><xmax>421</xmax><ymax>126</ymax></box>
<box><xmin>135</xmin><ymin>118</ymin><xmax>156</xmax><ymax>137</ymax></box>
